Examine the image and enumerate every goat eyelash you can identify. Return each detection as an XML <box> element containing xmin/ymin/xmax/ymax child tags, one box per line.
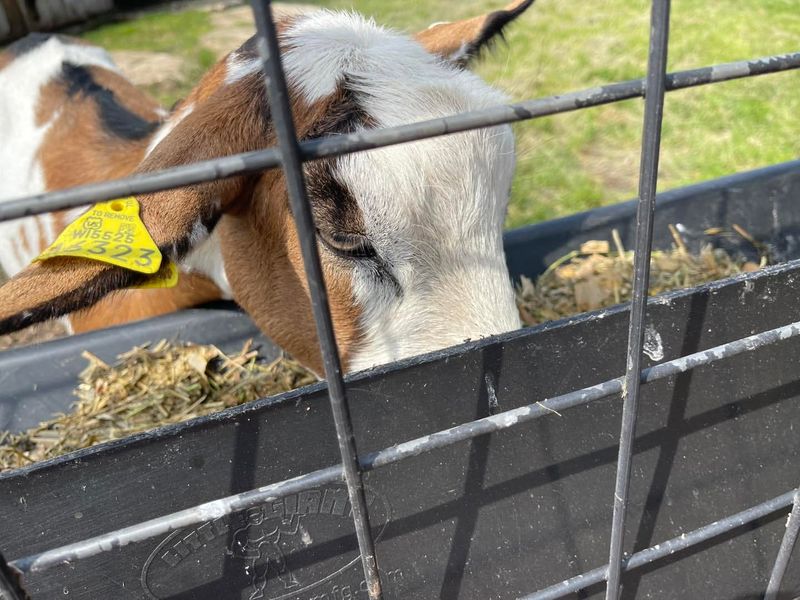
<box><xmin>316</xmin><ymin>230</ymin><xmax>378</xmax><ymax>261</ymax></box>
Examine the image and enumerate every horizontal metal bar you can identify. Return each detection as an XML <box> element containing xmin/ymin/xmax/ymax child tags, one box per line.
<box><xmin>0</xmin><ymin>52</ymin><xmax>797</xmax><ymax>223</ymax></box>
<box><xmin>519</xmin><ymin>488</ymin><xmax>798</xmax><ymax>600</ymax></box>
<box><xmin>365</xmin><ymin>319</ymin><xmax>800</xmax><ymax>468</ymax></box>
<box><xmin>11</xmin><ymin>465</ymin><xmax>343</xmax><ymax>573</ymax></box>
<box><xmin>764</xmin><ymin>488</ymin><xmax>800</xmax><ymax>600</ymax></box>
<box><xmin>11</xmin><ymin>319</ymin><xmax>800</xmax><ymax>575</ymax></box>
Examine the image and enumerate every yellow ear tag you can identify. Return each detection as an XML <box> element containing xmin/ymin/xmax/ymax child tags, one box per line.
<box><xmin>37</xmin><ymin>197</ymin><xmax>162</xmax><ymax>275</ymax></box>
<box><xmin>134</xmin><ymin>260</ymin><xmax>179</xmax><ymax>289</ymax></box>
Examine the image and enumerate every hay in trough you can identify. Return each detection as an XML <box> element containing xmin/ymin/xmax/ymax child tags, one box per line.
<box><xmin>0</xmin><ymin>340</ymin><xmax>315</xmax><ymax>471</ymax></box>
<box><xmin>516</xmin><ymin>226</ymin><xmax>765</xmax><ymax>326</ymax></box>
<box><xmin>0</xmin><ymin>225</ymin><xmax>766</xmax><ymax>470</ymax></box>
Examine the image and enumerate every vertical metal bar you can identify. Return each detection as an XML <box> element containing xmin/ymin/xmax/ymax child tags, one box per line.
<box><xmin>0</xmin><ymin>553</ymin><xmax>29</xmax><ymax>600</ymax></box>
<box><xmin>605</xmin><ymin>1</ymin><xmax>671</xmax><ymax>598</ymax></box>
<box><xmin>764</xmin><ymin>489</ymin><xmax>800</xmax><ymax>600</ymax></box>
<box><xmin>247</xmin><ymin>2</ymin><xmax>383</xmax><ymax>598</ymax></box>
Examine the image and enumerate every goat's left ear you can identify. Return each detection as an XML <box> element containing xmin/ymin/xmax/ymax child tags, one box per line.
<box><xmin>415</xmin><ymin>0</ymin><xmax>534</xmax><ymax>67</ymax></box>
<box><xmin>0</xmin><ymin>69</ymin><xmax>267</xmax><ymax>335</ymax></box>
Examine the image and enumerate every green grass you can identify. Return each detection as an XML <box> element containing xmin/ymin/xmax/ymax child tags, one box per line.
<box><xmin>81</xmin><ymin>9</ymin><xmax>212</xmax><ymax>55</ymax></box>
<box><xmin>81</xmin><ymin>9</ymin><xmax>214</xmax><ymax>106</ymax></box>
<box><xmin>77</xmin><ymin>0</ymin><xmax>800</xmax><ymax>228</ymax></box>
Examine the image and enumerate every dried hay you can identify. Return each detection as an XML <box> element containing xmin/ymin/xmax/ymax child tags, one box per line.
<box><xmin>0</xmin><ymin>340</ymin><xmax>315</xmax><ymax>471</ymax></box>
<box><xmin>0</xmin><ymin>225</ymin><xmax>766</xmax><ymax>470</ymax></box>
<box><xmin>516</xmin><ymin>226</ymin><xmax>765</xmax><ymax>326</ymax></box>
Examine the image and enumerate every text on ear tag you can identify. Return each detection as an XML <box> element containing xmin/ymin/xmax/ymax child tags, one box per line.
<box><xmin>134</xmin><ymin>260</ymin><xmax>179</xmax><ymax>289</ymax></box>
<box><xmin>36</xmin><ymin>197</ymin><xmax>163</xmax><ymax>274</ymax></box>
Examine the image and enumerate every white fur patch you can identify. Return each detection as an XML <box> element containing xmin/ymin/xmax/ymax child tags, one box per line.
<box><xmin>145</xmin><ymin>102</ymin><xmax>194</xmax><ymax>157</ymax></box>
<box><xmin>179</xmin><ymin>216</ymin><xmax>232</xmax><ymax>298</ymax></box>
<box><xmin>0</xmin><ymin>36</ymin><xmax>118</xmax><ymax>277</ymax></box>
<box><xmin>282</xmin><ymin>12</ymin><xmax>521</xmax><ymax>371</ymax></box>
<box><xmin>181</xmin><ymin>230</ymin><xmax>232</xmax><ymax>298</ymax></box>
<box><xmin>282</xmin><ymin>11</ymin><xmax>408</xmax><ymax>103</ymax></box>
<box><xmin>224</xmin><ymin>52</ymin><xmax>261</xmax><ymax>85</ymax></box>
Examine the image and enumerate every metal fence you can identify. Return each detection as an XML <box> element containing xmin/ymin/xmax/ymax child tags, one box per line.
<box><xmin>1</xmin><ymin>0</ymin><xmax>800</xmax><ymax>598</ymax></box>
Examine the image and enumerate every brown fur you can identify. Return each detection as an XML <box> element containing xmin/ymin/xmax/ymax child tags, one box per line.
<box><xmin>219</xmin><ymin>173</ymin><xmax>361</xmax><ymax>375</ymax></box>
<box><xmin>180</xmin><ymin>60</ymin><xmax>229</xmax><ymax>108</ymax></box>
<box><xmin>0</xmin><ymin>55</ymin><xmax>225</xmax><ymax>332</ymax></box>
<box><xmin>70</xmin><ymin>273</ymin><xmax>222</xmax><ymax>333</ymax></box>
<box><xmin>415</xmin><ymin>0</ymin><xmax>533</xmax><ymax>63</ymax></box>
<box><xmin>90</xmin><ymin>66</ymin><xmax>163</xmax><ymax>122</ymax></box>
<box><xmin>0</xmin><ymin>258</ymin><xmax>125</xmax><ymax>323</ymax></box>
<box><xmin>132</xmin><ymin>71</ymin><xmax>366</xmax><ymax>372</ymax></box>
<box><xmin>34</xmin><ymin>64</ymin><xmax>159</xmax><ymax>194</ymax></box>
<box><xmin>35</xmin><ymin>69</ymin><xmax>161</xmax><ymax>189</ymax></box>
<box><xmin>0</xmin><ymin>3</ymin><xmax>535</xmax><ymax>371</ymax></box>
<box><xmin>415</xmin><ymin>16</ymin><xmax>490</xmax><ymax>57</ymax></box>
<box><xmin>28</xmin><ymin>59</ymin><xmax>226</xmax><ymax>332</ymax></box>
<box><xmin>0</xmin><ymin>52</ymin><xmax>367</xmax><ymax>370</ymax></box>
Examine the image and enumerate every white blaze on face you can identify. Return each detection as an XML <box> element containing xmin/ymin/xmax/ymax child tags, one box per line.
<box><xmin>283</xmin><ymin>11</ymin><xmax>521</xmax><ymax>371</ymax></box>
<box><xmin>340</xmin><ymin>126</ymin><xmax>520</xmax><ymax>371</ymax></box>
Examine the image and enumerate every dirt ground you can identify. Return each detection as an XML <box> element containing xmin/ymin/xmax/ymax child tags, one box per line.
<box><xmin>111</xmin><ymin>3</ymin><xmax>317</xmax><ymax>86</ymax></box>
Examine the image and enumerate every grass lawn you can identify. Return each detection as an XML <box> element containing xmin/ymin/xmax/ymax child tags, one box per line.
<box><xmin>78</xmin><ymin>0</ymin><xmax>800</xmax><ymax>228</ymax></box>
<box><xmin>80</xmin><ymin>9</ymin><xmax>218</xmax><ymax>106</ymax></box>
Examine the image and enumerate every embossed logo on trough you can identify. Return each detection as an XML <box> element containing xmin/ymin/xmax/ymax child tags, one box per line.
<box><xmin>141</xmin><ymin>485</ymin><xmax>391</xmax><ymax>600</ymax></box>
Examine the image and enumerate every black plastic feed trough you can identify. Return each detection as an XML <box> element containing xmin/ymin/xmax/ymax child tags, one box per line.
<box><xmin>1</xmin><ymin>0</ymin><xmax>799</xmax><ymax>599</ymax></box>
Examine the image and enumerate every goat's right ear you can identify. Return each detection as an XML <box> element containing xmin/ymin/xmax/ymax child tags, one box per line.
<box><xmin>415</xmin><ymin>0</ymin><xmax>534</xmax><ymax>67</ymax></box>
<box><xmin>0</xmin><ymin>66</ymin><xmax>271</xmax><ymax>335</ymax></box>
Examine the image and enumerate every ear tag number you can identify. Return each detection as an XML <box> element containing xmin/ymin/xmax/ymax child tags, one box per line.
<box><xmin>37</xmin><ymin>197</ymin><xmax>164</xmax><ymax>275</ymax></box>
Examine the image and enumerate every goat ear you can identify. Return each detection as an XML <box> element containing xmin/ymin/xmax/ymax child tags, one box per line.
<box><xmin>0</xmin><ymin>68</ymin><xmax>270</xmax><ymax>335</ymax></box>
<box><xmin>415</xmin><ymin>0</ymin><xmax>534</xmax><ymax>67</ymax></box>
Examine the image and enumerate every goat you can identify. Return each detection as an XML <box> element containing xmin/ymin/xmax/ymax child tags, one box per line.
<box><xmin>0</xmin><ymin>1</ymin><xmax>533</xmax><ymax>374</ymax></box>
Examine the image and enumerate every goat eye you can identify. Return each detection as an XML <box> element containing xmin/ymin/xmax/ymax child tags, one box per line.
<box><xmin>317</xmin><ymin>230</ymin><xmax>376</xmax><ymax>260</ymax></box>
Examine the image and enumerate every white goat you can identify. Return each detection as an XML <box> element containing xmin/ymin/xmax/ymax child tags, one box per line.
<box><xmin>0</xmin><ymin>1</ymin><xmax>533</xmax><ymax>373</ymax></box>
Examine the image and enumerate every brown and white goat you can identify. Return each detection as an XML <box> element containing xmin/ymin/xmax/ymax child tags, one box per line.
<box><xmin>0</xmin><ymin>1</ymin><xmax>533</xmax><ymax>374</ymax></box>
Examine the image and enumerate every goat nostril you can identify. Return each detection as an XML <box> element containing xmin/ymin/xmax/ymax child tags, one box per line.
<box><xmin>109</xmin><ymin>200</ymin><xmax>124</xmax><ymax>212</ymax></box>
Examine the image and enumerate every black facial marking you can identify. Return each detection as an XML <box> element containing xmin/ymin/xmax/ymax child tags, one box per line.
<box><xmin>305</xmin><ymin>160</ymin><xmax>364</xmax><ymax>236</ymax></box>
<box><xmin>236</xmin><ymin>35</ymin><xmax>260</xmax><ymax>62</ymax></box>
<box><xmin>304</xmin><ymin>82</ymin><xmax>377</xmax><ymax>140</ymax></box>
<box><xmin>61</xmin><ymin>63</ymin><xmax>159</xmax><ymax>141</ymax></box>
<box><xmin>302</xmin><ymin>81</ymin><xmax>376</xmax><ymax>239</ymax></box>
<box><xmin>300</xmin><ymin>82</ymin><xmax>401</xmax><ymax>289</ymax></box>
